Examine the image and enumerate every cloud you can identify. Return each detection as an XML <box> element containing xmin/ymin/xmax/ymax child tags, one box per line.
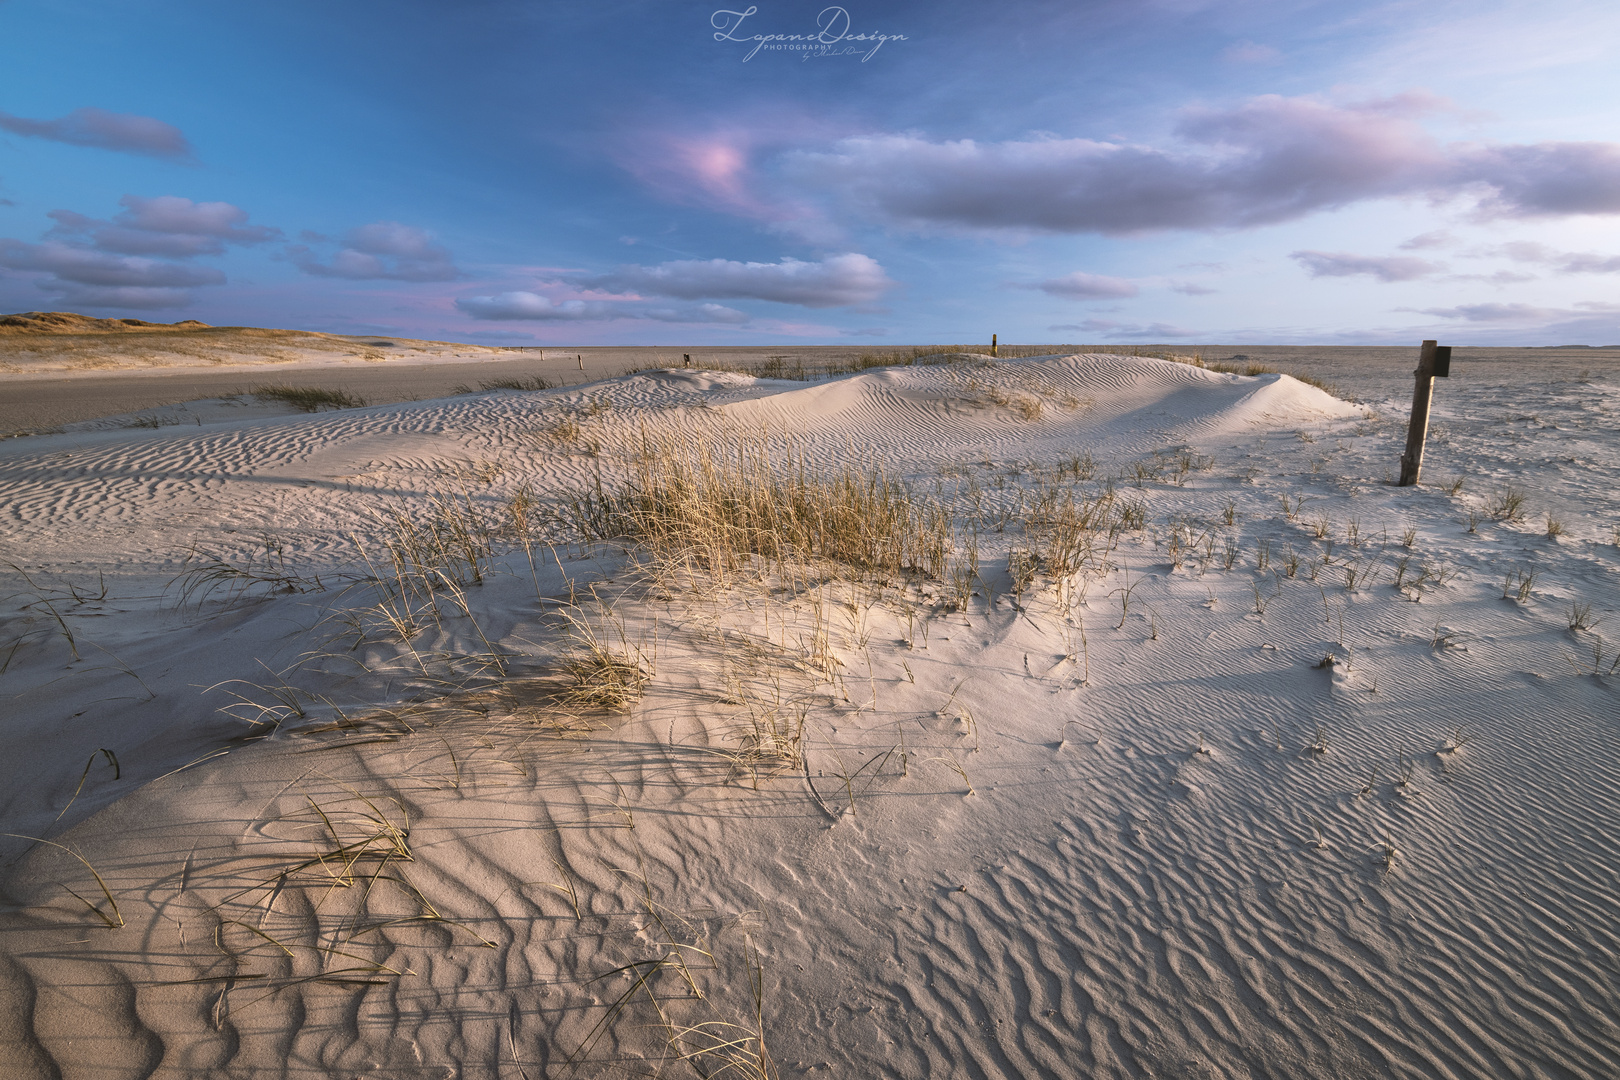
<box><xmin>290</xmin><ymin>222</ymin><xmax>459</xmax><ymax>282</ymax></box>
<box><xmin>579</xmin><ymin>254</ymin><xmax>893</xmax><ymax>308</ymax></box>
<box><xmin>455</xmin><ymin>291</ymin><xmax>748</xmax><ymax>324</ymax></box>
<box><xmin>0</xmin><ymin>237</ymin><xmax>226</xmax><ymax>309</ymax></box>
<box><xmin>841</xmin><ymin>327</ymin><xmax>889</xmax><ymax>336</ymax></box>
<box><xmin>1400</xmin><ymin>230</ymin><xmax>1452</xmax><ymax>249</ymax></box>
<box><xmin>1029</xmin><ymin>271</ymin><xmax>1139</xmax><ymax>300</ymax></box>
<box><xmin>1291</xmin><ymin>250</ymin><xmax>1445</xmax><ymax>282</ymax></box>
<box><xmin>607</xmin><ymin>113</ymin><xmax>842</xmax><ymax>243</ymax></box>
<box><xmin>1418</xmin><ymin>302</ymin><xmax>1563</xmax><ymax>322</ymax></box>
<box><xmin>455</xmin><ymin>292</ymin><xmax>610</xmax><ymax>321</ymax></box>
<box><xmin>1170</xmin><ymin>281</ymin><xmax>1218</xmax><ymax>295</ymax></box>
<box><xmin>785</xmin><ymin>93</ymin><xmax>1620</xmax><ymax>234</ymax></box>
<box><xmin>1051</xmin><ymin>319</ymin><xmax>1201</xmax><ymax>339</ymax></box>
<box><xmin>46</xmin><ymin>195</ymin><xmax>280</xmax><ymax>257</ymax></box>
<box><xmin>1493</xmin><ymin>241</ymin><xmax>1620</xmax><ymax>273</ymax></box>
<box><xmin>0</xmin><ymin>238</ymin><xmax>225</xmax><ymax>288</ymax></box>
<box><xmin>0</xmin><ymin>107</ymin><xmax>192</xmax><ymax>160</ymax></box>
<box><xmin>1463</xmin><ymin>142</ymin><xmax>1620</xmax><ymax>216</ymax></box>
<box><xmin>644</xmin><ymin>303</ymin><xmax>750</xmax><ymax>324</ymax></box>
<box><xmin>37</xmin><ymin>285</ymin><xmax>196</xmax><ymax>309</ymax></box>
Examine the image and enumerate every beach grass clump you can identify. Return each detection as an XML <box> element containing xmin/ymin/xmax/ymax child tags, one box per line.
<box><xmin>170</xmin><ymin>534</ymin><xmax>325</xmax><ymax>606</ymax></box>
<box><xmin>561</xmin><ymin>645</ymin><xmax>648</xmax><ymax>711</ymax></box>
<box><xmin>1205</xmin><ymin>359</ymin><xmax>1280</xmax><ymax>377</ymax></box>
<box><xmin>250</xmin><ymin>384</ymin><xmax>366</xmax><ymax>411</ymax></box>
<box><xmin>1487</xmin><ymin>487</ymin><xmax>1527</xmax><ymax>522</ymax></box>
<box><xmin>452</xmin><ymin>374</ymin><xmax>553</xmax><ymax>393</ymax></box>
<box><xmin>569</xmin><ymin>436</ymin><xmax>953</xmax><ymax>581</ymax></box>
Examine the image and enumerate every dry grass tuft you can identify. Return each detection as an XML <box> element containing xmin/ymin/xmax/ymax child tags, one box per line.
<box><xmin>569</xmin><ymin>436</ymin><xmax>953</xmax><ymax>582</ymax></box>
<box><xmin>249</xmin><ymin>384</ymin><xmax>366</xmax><ymax>411</ymax></box>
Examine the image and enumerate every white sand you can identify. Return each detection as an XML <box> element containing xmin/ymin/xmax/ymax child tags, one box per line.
<box><xmin>1</xmin><ymin>352</ymin><xmax>1617</xmax><ymax>1078</ymax></box>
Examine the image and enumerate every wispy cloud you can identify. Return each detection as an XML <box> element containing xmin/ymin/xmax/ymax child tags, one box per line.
<box><xmin>1291</xmin><ymin>250</ymin><xmax>1445</xmax><ymax>281</ymax></box>
<box><xmin>1405</xmin><ymin>300</ymin><xmax>1620</xmax><ymax>344</ymax></box>
<box><xmin>455</xmin><ymin>290</ymin><xmax>748</xmax><ymax>324</ymax></box>
<box><xmin>1050</xmin><ymin>318</ymin><xmax>1201</xmax><ymax>339</ymax></box>
<box><xmin>1027</xmin><ymin>271</ymin><xmax>1139</xmax><ymax>299</ymax></box>
<box><xmin>289</xmin><ymin>222</ymin><xmax>459</xmax><ymax>282</ymax></box>
<box><xmin>1492</xmin><ymin>241</ymin><xmax>1620</xmax><ymax>273</ymax></box>
<box><xmin>0</xmin><ymin>107</ymin><xmax>192</xmax><ymax>160</ymax></box>
<box><xmin>578</xmin><ymin>253</ymin><xmax>893</xmax><ymax>308</ymax></box>
<box><xmin>1415</xmin><ymin>300</ymin><xmax>1620</xmax><ymax>322</ymax></box>
<box><xmin>1400</xmin><ymin>230</ymin><xmax>1452</xmax><ymax>249</ymax></box>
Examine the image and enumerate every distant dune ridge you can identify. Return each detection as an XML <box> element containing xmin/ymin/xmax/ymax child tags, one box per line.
<box><xmin>0</xmin><ymin>310</ymin><xmax>510</xmax><ymax>376</ymax></box>
<box><xmin>0</xmin><ymin>310</ymin><xmax>213</xmax><ymax>334</ymax></box>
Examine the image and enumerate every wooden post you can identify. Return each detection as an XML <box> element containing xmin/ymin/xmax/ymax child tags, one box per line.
<box><xmin>991</xmin><ymin>333</ymin><xmax>998</xmax><ymax>358</ymax></box>
<box><xmin>577</xmin><ymin>354</ymin><xmax>584</xmax><ymax>371</ymax></box>
<box><xmin>1398</xmin><ymin>340</ymin><xmax>1439</xmax><ymax>486</ymax></box>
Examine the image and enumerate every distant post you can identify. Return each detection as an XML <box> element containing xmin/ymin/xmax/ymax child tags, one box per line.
<box><xmin>578</xmin><ymin>354</ymin><xmax>584</xmax><ymax>371</ymax></box>
<box><xmin>991</xmin><ymin>333</ymin><xmax>998</xmax><ymax>358</ymax></box>
<box><xmin>1398</xmin><ymin>339</ymin><xmax>1452</xmax><ymax>486</ymax></box>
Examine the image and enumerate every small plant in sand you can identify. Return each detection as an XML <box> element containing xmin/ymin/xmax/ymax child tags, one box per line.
<box><xmin>1545</xmin><ymin>514</ymin><xmax>1565</xmax><ymax>538</ymax></box>
<box><xmin>1393</xmin><ymin>750</ymin><xmax>1416</xmax><ymax>793</ymax></box>
<box><xmin>1486</xmin><ymin>487</ymin><xmax>1527</xmax><ymax>522</ymax></box>
<box><xmin>453</xmin><ymin>373</ymin><xmax>553</xmax><ymax>393</ymax></box>
<box><xmin>170</xmin><ymin>534</ymin><xmax>326</xmax><ymax>606</ymax></box>
<box><xmin>249</xmin><ymin>384</ymin><xmax>366</xmax><ymax>411</ymax></box>
<box><xmin>559</xmin><ymin>614</ymin><xmax>651</xmax><ymax>712</ymax></box>
<box><xmin>1378</xmin><ymin>834</ymin><xmax>1400</xmax><ymax>876</ymax></box>
<box><xmin>1501</xmin><ymin>567</ymin><xmax>1537</xmax><ymax>604</ymax></box>
<box><xmin>1567</xmin><ymin>601</ymin><xmax>1601</xmax><ymax>632</ymax></box>
<box><xmin>1566</xmin><ymin>640</ymin><xmax>1620</xmax><ymax>677</ymax></box>
<box><xmin>1</xmin><ymin>833</ymin><xmax>123</xmax><ymax>927</ymax></box>
<box><xmin>1438</xmin><ymin>724</ymin><xmax>1473</xmax><ymax>754</ymax></box>
<box><xmin>1355</xmin><ymin>766</ymin><xmax>1378</xmax><ymax>799</ymax></box>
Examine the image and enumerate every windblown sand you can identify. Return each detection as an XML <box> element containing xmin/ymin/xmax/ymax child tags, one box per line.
<box><xmin>1</xmin><ymin>352</ymin><xmax>1617</xmax><ymax>1078</ymax></box>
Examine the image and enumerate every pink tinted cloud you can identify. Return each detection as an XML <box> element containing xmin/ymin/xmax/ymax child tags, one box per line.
<box><xmin>608</xmin><ymin>112</ymin><xmax>847</xmax><ymax>240</ymax></box>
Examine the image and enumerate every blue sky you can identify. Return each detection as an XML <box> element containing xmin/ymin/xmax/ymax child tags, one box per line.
<box><xmin>3</xmin><ymin>0</ymin><xmax>1619</xmax><ymax>345</ymax></box>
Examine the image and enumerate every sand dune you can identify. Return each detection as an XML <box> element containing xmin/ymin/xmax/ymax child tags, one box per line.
<box><xmin>0</xmin><ymin>310</ymin><xmax>517</xmax><ymax>378</ymax></box>
<box><xmin>1</xmin><ymin>352</ymin><xmax>1617</xmax><ymax>1077</ymax></box>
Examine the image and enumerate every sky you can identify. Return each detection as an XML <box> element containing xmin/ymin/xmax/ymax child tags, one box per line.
<box><xmin>2</xmin><ymin>0</ymin><xmax>1620</xmax><ymax>346</ymax></box>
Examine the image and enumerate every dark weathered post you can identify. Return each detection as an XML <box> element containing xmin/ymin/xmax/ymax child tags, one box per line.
<box><xmin>1398</xmin><ymin>340</ymin><xmax>1451</xmax><ymax>486</ymax></box>
<box><xmin>577</xmin><ymin>353</ymin><xmax>584</xmax><ymax>371</ymax></box>
<box><xmin>991</xmin><ymin>333</ymin><xmax>998</xmax><ymax>358</ymax></box>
